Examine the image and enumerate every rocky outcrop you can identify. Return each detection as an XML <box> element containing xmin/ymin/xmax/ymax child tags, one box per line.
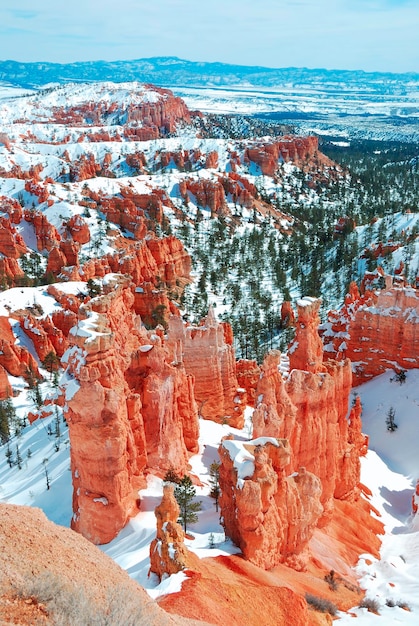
<box><xmin>219</xmin><ymin>297</ymin><xmax>365</xmax><ymax>569</ymax></box>
<box><xmin>235</xmin><ymin>359</ymin><xmax>260</xmax><ymax>407</ymax></box>
<box><xmin>149</xmin><ymin>485</ymin><xmax>188</xmax><ymax>581</ymax></box>
<box><xmin>65</xmin><ymin>214</ymin><xmax>90</xmax><ymax>244</ymax></box>
<box><xmin>244</xmin><ymin>136</ymin><xmax>319</xmax><ymax>177</ymax></box>
<box><xmin>0</xmin><ymin>504</ymin><xmax>202</xmax><ymax>626</ymax></box>
<box><xmin>219</xmin><ymin>437</ymin><xmax>323</xmax><ymax>569</ymax></box>
<box><xmin>0</xmin><ymin>316</ymin><xmax>40</xmax><ymax>381</ymax></box>
<box><xmin>288</xmin><ymin>297</ymin><xmax>323</xmax><ymax>373</ymax></box>
<box><xmin>179</xmin><ymin>179</ymin><xmax>227</xmax><ymax>216</ymax></box>
<box><xmin>167</xmin><ymin>309</ymin><xmax>246</xmax><ymax>428</ymax></box>
<box><xmin>24</xmin><ymin>211</ymin><xmax>61</xmax><ymax>252</ymax></box>
<box><xmin>62</xmin><ymin>277</ymin><xmax>199</xmax><ymax>544</ymax></box>
<box><xmin>0</xmin><ymin>217</ymin><xmax>27</xmax><ymax>258</ymax></box>
<box><xmin>0</xmin><ymin>364</ymin><xmax>12</xmax><ymax>400</ymax></box>
<box><xmin>322</xmin><ymin>279</ymin><xmax>419</xmax><ymax>384</ymax></box>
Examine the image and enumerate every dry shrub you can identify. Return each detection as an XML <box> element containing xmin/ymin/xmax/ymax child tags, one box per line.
<box><xmin>13</xmin><ymin>571</ymin><xmax>150</xmax><ymax>625</ymax></box>
<box><xmin>305</xmin><ymin>593</ymin><xmax>338</xmax><ymax>616</ymax></box>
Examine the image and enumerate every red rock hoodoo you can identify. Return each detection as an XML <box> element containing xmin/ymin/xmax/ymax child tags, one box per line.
<box><xmin>167</xmin><ymin>308</ymin><xmax>246</xmax><ymax>428</ymax></box>
<box><xmin>322</xmin><ymin>278</ymin><xmax>419</xmax><ymax>384</ymax></box>
<box><xmin>149</xmin><ymin>484</ymin><xmax>189</xmax><ymax>581</ymax></box>
<box><xmin>62</xmin><ymin>277</ymin><xmax>199</xmax><ymax>544</ymax></box>
<box><xmin>218</xmin><ymin>297</ymin><xmax>366</xmax><ymax>569</ymax></box>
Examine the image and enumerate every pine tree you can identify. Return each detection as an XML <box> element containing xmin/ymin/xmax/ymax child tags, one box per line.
<box><xmin>174</xmin><ymin>475</ymin><xmax>202</xmax><ymax>533</ymax></box>
<box><xmin>5</xmin><ymin>442</ymin><xmax>13</xmax><ymax>468</ymax></box>
<box><xmin>163</xmin><ymin>467</ymin><xmax>180</xmax><ymax>485</ymax></box>
<box><xmin>386</xmin><ymin>406</ymin><xmax>398</xmax><ymax>432</ymax></box>
<box><xmin>0</xmin><ymin>400</ymin><xmax>11</xmax><ymax>443</ymax></box>
<box><xmin>30</xmin><ymin>383</ymin><xmax>43</xmax><ymax>409</ymax></box>
<box><xmin>43</xmin><ymin>458</ymin><xmax>50</xmax><ymax>490</ymax></box>
<box><xmin>42</xmin><ymin>351</ymin><xmax>59</xmax><ymax>379</ymax></box>
<box><xmin>16</xmin><ymin>444</ymin><xmax>22</xmax><ymax>470</ymax></box>
<box><xmin>209</xmin><ymin>461</ymin><xmax>221</xmax><ymax>512</ymax></box>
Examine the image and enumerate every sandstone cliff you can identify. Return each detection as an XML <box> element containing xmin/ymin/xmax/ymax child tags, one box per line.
<box><xmin>218</xmin><ymin>297</ymin><xmax>367</xmax><ymax>569</ymax></box>
<box><xmin>62</xmin><ymin>277</ymin><xmax>199</xmax><ymax>544</ymax></box>
<box><xmin>322</xmin><ymin>278</ymin><xmax>419</xmax><ymax>384</ymax></box>
<box><xmin>167</xmin><ymin>308</ymin><xmax>246</xmax><ymax>428</ymax></box>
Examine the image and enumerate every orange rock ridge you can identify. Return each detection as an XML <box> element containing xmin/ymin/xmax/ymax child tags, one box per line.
<box><xmin>62</xmin><ymin>277</ymin><xmax>199</xmax><ymax>544</ymax></box>
<box><xmin>218</xmin><ymin>297</ymin><xmax>366</xmax><ymax>569</ymax></box>
<box><xmin>322</xmin><ymin>277</ymin><xmax>419</xmax><ymax>384</ymax></box>
<box><xmin>167</xmin><ymin>308</ymin><xmax>246</xmax><ymax>428</ymax></box>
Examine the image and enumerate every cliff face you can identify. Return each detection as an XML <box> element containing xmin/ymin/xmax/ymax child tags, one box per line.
<box><xmin>244</xmin><ymin>136</ymin><xmax>319</xmax><ymax>177</ymax></box>
<box><xmin>322</xmin><ymin>279</ymin><xmax>419</xmax><ymax>385</ymax></box>
<box><xmin>167</xmin><ymin>309</ymin><xmax>246</xmax><ymax>428</ymax></box>
<box><xmin>218</xmin><ymin>297</ymin><xmax>366</xmax><ymax>569</ymax></box>
<box><xmin>219</xmin><ymin>438</ymin><xmax>323</xmax><ymax>569</ymax></box>
<box><xmin>62</xmin><ymin>278</ymin><xmax>199</xmax><ymax>544</ymax></box>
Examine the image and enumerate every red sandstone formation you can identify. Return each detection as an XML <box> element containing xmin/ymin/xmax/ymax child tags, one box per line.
<box><xmin>24</xmin><ymin>179</ymin><xmax>50</xmax><ymax>205</ymax></box>
<box><xmin>65</xmin><ymin>214</ymin><xmax>90</xmax><ymax>244</ymax></box>
<box><xmin>0</xmin><ymin>316</ymin><xmax>40</xmax><ymax>381</ymax></box>
<box><xmin>0</xmin><ymin>217</ymin><xmax>27</xmax><ymax>258</ymax></box>
<box><xmin>149</xmin><ymin>485</ymin><xmax>189</xmax><ymax>581</ymax></box>
<box><xmin>235</xmin><ymin>359</ymin><xmax>260</xmax><ymax>407</ymax></box>
<box><xmin>179</xmin><ymin>179</ymin><xmax>227</xmax><ymax>216</ymax></box>
<box><xmin>62</xmin><ymin>278</ymin><xmax>199</xmax><ymax>544</ymax></box>
<box><xmin>19</xmin><ymin>315</ymin><xmax>57</xmax><ymax>363</ymax></box>
<box><xmin>219</xmin><ymin>437</ymin><xmax>323</xmax><ymax>569</ymax></box>
<box><xmin>0</xmin><ymin>364</ymin><xmax>12</xmax><ymax>400</ymax></box>
<box><xmin>288</xmin><ymin>297</ymin><xmax>323</xmax><ymax>373</ymax></box>
<box><xmin>0</xmin><ymin>257</ymin><xmax>25</xmax><ymax>285</ymax></box>
<box><xmin>0</xmin><ymin>196</ymin><xmax>23</xmax><ymax>224</ymax></box>
<box><xmin>322</xmin><ymin>278</ymin><xmax>419</xmax><ymax>384</ymax></box>
<box><xmin>125</xmin><ymin>151</ymin><xmax>148</xmax><ymax>173</ymax></box>
<box><xmin>24</xmin><ymin>211</ymin><xmax>61</xmax><ymax>252</ymax></box>
<box><xmin>244</xmin><ymin>136</ymin><xmax>319</xmax><ymax>177</ymax></box>
<box><xmin>167</xmin><ymin>309</ymin><xmax>246</xmax><ymax>428</ymax></box>
<box><xmin>218</xmin><ymin>298</ymin><xmax>366</xmax><ymax>569</ymax></box>
<box><xmin>220</xmin><ymin>172</ymin><xmax>257</xmax><ymax>209</ymax></box>
<box><xmin>280</xmin><ymin>300</ymin><xmax>295</xmax><ymax>327</ymax></box>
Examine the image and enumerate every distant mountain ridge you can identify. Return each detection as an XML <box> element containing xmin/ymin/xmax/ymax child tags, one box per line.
<box><xmin>1</xmin><ymin>56</ymin><xmax>418</xmax><ymax>92</ymax></box>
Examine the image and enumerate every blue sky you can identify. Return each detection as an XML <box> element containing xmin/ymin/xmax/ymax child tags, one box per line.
<box><xmin>1</xmin><ymin>0</ymin><xmax>418</xmax><ymax>73</ymax></box>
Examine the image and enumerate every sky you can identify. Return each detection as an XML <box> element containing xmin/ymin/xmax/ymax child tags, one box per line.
<box><xmin>1</xmin><ymin>0</ymin><xmax>418</xmax><ymax>74</ymax></box>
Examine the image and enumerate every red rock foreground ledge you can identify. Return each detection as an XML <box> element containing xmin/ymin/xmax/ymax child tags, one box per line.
<box><xmin>0</xmin><ymin>503</ymin><xmax>207</xmax><ymax>626</ymax></box>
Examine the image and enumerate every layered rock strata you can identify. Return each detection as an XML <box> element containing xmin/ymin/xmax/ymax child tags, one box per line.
<box><xmin>218</xmin><ymin>297</ymin><xmax>367</xmax><ymax>569</ymax></box>
<box><xmin>61</xmin><ymin>277</ymin><xmax>199</xmax><ymax>544</ymax></box>
<box><xmin>149</xmin><ymin>484</ymin><xmax>189</xmax><ymax>581</ymax></box>
<box><xmin>322</xmin><ymin>278</ymin><xmax>419</xmax><ymax>384</ymax></box>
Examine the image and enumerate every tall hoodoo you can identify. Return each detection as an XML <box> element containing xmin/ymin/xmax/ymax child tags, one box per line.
<box><xmin>167</xmin><ymin>308</ymin><xmax>246</xmax><ymax>428</ymax></box>
<box><xmin>219</xmin><ymin>297</ymin><xmax>365</xmax><ymax>569</ymax></box>
<box><xmin>149</xmin><ymin>484</ymin><xmax>188</xmax><ymax>581</ymax></box>
<box><xmin>61</xmin><ymin>276</ymin><xmax>199</xmax><ymax>544</ymax></box>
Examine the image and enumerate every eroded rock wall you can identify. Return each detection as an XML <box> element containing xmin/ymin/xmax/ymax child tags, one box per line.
<box><xmin>62</xmin><ymin>277</ymin><xmax>199</xmax><ymax>544</ymax></box>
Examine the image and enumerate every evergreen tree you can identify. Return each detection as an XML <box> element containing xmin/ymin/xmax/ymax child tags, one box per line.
<box><xmin>42</xmin><ymin>351</ymin><xmax>59</xmax><ymax>379</ymax></box>
<box><xmin>163</xmin><ymin>467</ymin><xmax>180</xmax><ymax>485</ymax></box>
<box><xmin>174</xmin><ymin>475</ymin><xmax>202</xmax><ymax>533</ymax></box>
<box><xmin>16</xmin><ymin>444</ymin><xmax>22</xmax><ymax>470</ymax></box>
<box><xmin>209</xmin><ymin>461</ymin><xmax>221</xmax><ymax>512</ymax></box>
<box><xmin>0</xmin><ymin>400</ymin><xmax>11</xmax><ymax>443</ymax></box>
<box><xmin>386</xmin><ymin>406</ymin><xmax>398</xmax><ymax>432</ymax></box>
<box><xmin>5</xmin><ymin>442</ymin><xmax>13</xmax><ymax>468</ymax></box>
<box><xmin>30</xmin><ymin>383</ymin><xmax>43</xmax><ymax>409</ymax></box>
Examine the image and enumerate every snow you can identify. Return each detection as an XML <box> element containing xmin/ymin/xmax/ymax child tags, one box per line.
<box><xmin>1</xmin><ymin>359</ymin><xmax>419</xmax><ymax>614</ymax></box>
